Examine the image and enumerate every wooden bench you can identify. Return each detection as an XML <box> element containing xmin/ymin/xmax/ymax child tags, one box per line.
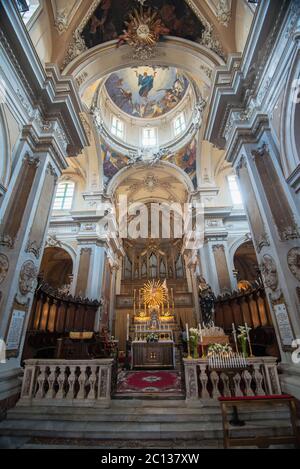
<box><xmin>219</xmin><ymin>394</ymin><xmax>299</xmax><ymax>449</ymax></box>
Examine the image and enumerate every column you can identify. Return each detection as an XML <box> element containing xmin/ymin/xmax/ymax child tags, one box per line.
<box><xmin>235</xmin><ymin>138</ymin><xmax>300</xmax><ymax>397</ymax></box>
<box><xmin>0</xmin><ymin>148</ymin><xmax>59</xmax><ymax>406</ymax></box>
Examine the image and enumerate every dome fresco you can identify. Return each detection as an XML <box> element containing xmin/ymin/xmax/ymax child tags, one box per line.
<box><xmin>104</xmin><ymin>66</ymin><xmax>189</xmax><ymax>119</ymax></box>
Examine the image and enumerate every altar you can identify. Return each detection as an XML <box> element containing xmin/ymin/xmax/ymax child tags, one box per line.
<box><xmin>128</xmin><ymin>280</ymin><xmax>177</xmax><ymax>370</ymax></box>
<box><xmin>132</xmin><ymin>341</ymin><xmax>174</xmax><ymax>369</ymax></box>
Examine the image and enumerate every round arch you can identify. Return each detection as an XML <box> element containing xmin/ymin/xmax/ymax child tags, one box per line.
<box><xmin>63</xmin><ymin>37</ymin><xmax>224</xmax><ymax>95</ymax></box>
<box><xmin>39</xmin><ymin>246</ymin><xmax>74</xmax><ymax>289</ymax></box>
<box><xmin>106</xmin><ymin>159</ymin><xmax>195</xmax><ymax>198</ymax></box>
<box><xmin>0</xmin><ymin>105</ymin><xmax>11</xmax><ymax>195</ymax></box>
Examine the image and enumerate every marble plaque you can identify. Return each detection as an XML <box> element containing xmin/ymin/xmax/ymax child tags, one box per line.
<box><xmin>6</xmin><ymin>310</ymin><xmax>26</xmax><ymax>351</ymax></box>
<box><xmin>274</xmin><ymin>303</ymin><xmax>294</xmax><ymax>347</ymax></box>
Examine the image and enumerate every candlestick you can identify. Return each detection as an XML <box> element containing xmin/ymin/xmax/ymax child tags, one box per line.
<box><xmin>232</xmin><ymin>323</ymin><xmax>238</xmax><ymax>353</ymax></box>
<box><xmin>198</xmin><ymin>323</ymin><xmax>203</xmax><ymax>344</ymax></box>
<box><xmin>245</xmin><ymin>322</ymin><xmax>254</xmax><ymax>357</ymax></box>
<box><xmin>186</xmin><ymin>323</ymin><xmax>192</xmax><ymax>358</ymax></box>
<box><xmin>126</xmin><ymin>313</ymin><xmax>129</xmax><ymax>341</ymax></box>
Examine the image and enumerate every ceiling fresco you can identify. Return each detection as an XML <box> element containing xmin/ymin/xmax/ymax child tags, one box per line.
<box><xmin>101</xmin><ymin>139</ymin><xmax>197</xmax><ymax>189</ymax></box>
<box><xmin>105</xmin><ymin>66</ymin><xmax>189</xmax><ymax>119</ymax></box>
<box><xmin>82</xmin><ymin>0</ymin><xmax>205</xmax><ymax>50</ymax></box>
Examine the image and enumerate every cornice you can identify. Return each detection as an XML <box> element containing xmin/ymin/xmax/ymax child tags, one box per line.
<box><xmin>0</xmin><ymin>2</ymin><xmax>88</xmax><ymax>158</ymax></box>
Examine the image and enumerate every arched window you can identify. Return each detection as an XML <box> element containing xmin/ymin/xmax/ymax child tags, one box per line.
<box><xmin>111</xmin><ymin>115</ymin><xmax>124</xmax><ymax>140</ymax></box>
<box><xmin>228</xmin><ymin>175</ymin><xmax>243</xmax><ymax>207</ymax></box>
<box><xmin>174</xmin><ymin>113</ymin><xmax>186</xmax><ymax>136</ymax></box>
<box><xmin>149</xmin><ymin>253</ymin><xmax>157</xmax><ymax>278</ymax></box>
<box><xmin>142</xmin><ymin>127</ymin><xmax>157</xmax><ymax>147</ymax></box>
<box><xmin>17</xmin><ymin>0</ymin><xmax>41</xmax><ymax>25</ymax></box>
<box><xmin>53</xmin><ymin>182</ymin><xmax>75</xmax><ymax>211</ymax></box>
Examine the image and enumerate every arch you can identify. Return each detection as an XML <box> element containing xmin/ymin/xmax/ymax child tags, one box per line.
<box><xmin>39</xmin><ymin>246</ymin><xmax>74</xmax><ymax>289</ymax></box>
<box><xmin>232</xmin><ymin>240</ymin><xmax>259</xmax><ymax>283</ymax></box>
<box><xmin>0</xmin><ymin>105</ymin><xmax>11</xmax><ymax>196</ymax></box>
<box><xmin>63</xmin><ymin>38</ymin><xmax>224</xmax><ymax>94</ymax></box>
<box><xmin>107</xmin><ymin>159</ymin><xmax>195</xmax><ymax>198</ymax></box>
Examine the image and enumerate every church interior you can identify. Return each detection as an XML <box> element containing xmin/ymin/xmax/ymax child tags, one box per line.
<box><xmin>0</xmin><ymin>0</ymin><xmax>300</xmax><ymax>450</ymax></box>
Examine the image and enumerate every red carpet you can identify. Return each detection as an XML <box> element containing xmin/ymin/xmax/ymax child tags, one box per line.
<box><xmin>116</xmin><ymin>370</ymin><xmax>183</xmax><ymax>395</ymax></box>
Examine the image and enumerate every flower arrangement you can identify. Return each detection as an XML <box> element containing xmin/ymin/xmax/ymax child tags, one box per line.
<box><xmin>237</xmin><ymin>325</ymin><xmax>251</xmax><ymax>357</ymax></box>
<box><xmin>146</xmin><ymin>333</ymin><xmax>159</xmax><ymax>343</ymax></box>
<box><xmin>207</xmin><ymin>343</ymin><xmax>233</xmax><ymax>356</ymax></box>
<box><xmin>189</xmin><ymin>328</ymin><xmax>200</xmax><ymax>358</ymax></box>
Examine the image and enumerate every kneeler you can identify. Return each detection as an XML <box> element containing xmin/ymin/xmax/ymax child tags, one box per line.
<box><xmin>219</xmin><ymin>394</ymin><xmax>300</xmax><ymax>449</ymax></box>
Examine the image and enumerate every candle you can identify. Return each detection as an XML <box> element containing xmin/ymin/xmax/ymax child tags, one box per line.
<box><xmin>232</xmin><ymin>323</ymin><xmax>238</xmax><ymax>353</ymax></box>
<box><xmin>186</xmin><ymin>323</ymin><xmax>189</xmax><ymax>342</ymax></box>
<box><xmin>245</xmin><ymin>322</ymin><xmax>253</xmax><ymax>357</ymax></box>
<box><xmin>198</xmin><ymin>323</ymin><xmax>203</xmax><ymax>343</ymax></box>
<box><xmin>126</xmin><ymin>313</ymin><xmax>129</xmax><ymax>341</ymax></box>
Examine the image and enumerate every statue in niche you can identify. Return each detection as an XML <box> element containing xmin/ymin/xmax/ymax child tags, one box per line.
<box><xmin>149</xmin><ymin>309</ymin><xmax>159</xmax><ymax>330</ymax></box>
<box><xmin>198</xmin><ymin>276</ymin><xmax>216</xmax><ymax>327</ymax></box>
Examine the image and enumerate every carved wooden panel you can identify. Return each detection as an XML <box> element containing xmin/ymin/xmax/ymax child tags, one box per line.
<box><xmin>132</xmin><ymin>342</ymin><xmax>174</xmax><ymax>369</ymax></box>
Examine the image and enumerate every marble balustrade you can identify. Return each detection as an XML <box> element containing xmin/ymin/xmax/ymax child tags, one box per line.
<box><xmin>184</xmin><ymin>357</ymin><xmax>281</xmax><ymax>401</ymax></box>
<box><xmin>18</xmin><ymin>359</ymin><xmax>114</xmax><ymax>408</ymax></box>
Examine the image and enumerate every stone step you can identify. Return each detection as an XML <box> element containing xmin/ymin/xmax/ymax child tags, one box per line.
<box><xmin>0</xmin><ymin>418</ymin><xmax>294</xmax><ymax>442</ymax></box>
<box><xmin>6</xmin><ymin>408</ymin><xmax>289</xmax><ymax>424</ymax></box>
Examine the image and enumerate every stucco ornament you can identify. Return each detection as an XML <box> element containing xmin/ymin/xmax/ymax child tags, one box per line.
<box><xmin>260</xmin><ymin>254</ymin><xmax>278</xmax><ymax>292</ymax></box>
<box><xmin>0</xmin><ymin>254</ymin><xmax>9</xmax><ymax>285</ymax></box>
<box><xmin>287</xmin><ymin>248</ymin><xmax>300</xmax><ymax>282</ymax></box>
<box><xmin>19</xmin><ymin>260</ymin><xmax>38</xmax><ymax>296</ymax></box>
<box><xmin>117</xmin><ymin>7</ymin><xmax>169</xmax><ymax>59</ymax></box>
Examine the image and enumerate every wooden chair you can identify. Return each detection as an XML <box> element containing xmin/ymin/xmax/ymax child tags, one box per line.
<box><xmin>219</xmin><ymin>394</ymin><xmax>299</xmax><ymax>449</ymax></box>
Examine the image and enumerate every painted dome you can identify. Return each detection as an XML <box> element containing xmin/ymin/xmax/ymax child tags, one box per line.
<box><xmin>104</xmin><ymin>66</ymin><xmax>189</xmax><ymax>119</ymax></box>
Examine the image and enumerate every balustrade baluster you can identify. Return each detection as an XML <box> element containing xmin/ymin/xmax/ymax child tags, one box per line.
<box><xmin>233</xmin><ymin>373</ymin><xmax>244</xmax><ymax>397</ymax></box>
<box><xmin>45</xmin><ymin>366</ymin><xmax>57</xmax><ymax>399</ymax></box>
<box><xmin>197</xmin><ymin>364</ymin><xmax>209</xmax><ymax>399</ymax></box>
<box><xmin>243</xmin><ymin>370</ymin><xmax>255</xmax><ymax>396</ymax></box>
<box><xmin>66</xmin><ymin>365</ymin><xmax>77</xmax><ymax>399</ymax></box>
<box><xmin>55</xmin><ymin>366</ymin><xmax>66</xmax><ymax>399</ymax></box>
<box><xmin>76</xmin><ymin>365</ymin><xmax>87</xmax><ymax>399</ymax></box>
<box><xmin>220</xmin><ymin>372</ymin><xmax>231</xmax><ymax>397</ymax></box>
<box><xmin>87</xmin><ymin>366</ymin><xmax>97</xmax><ymax>400</ymax></box>
<box><xmin>253</xmin><ymin>364</ymin><xmax>266</xmax><ymax>395</ymax></box>
<box><xmin>35</xmin><ymin>365</ymin><xmax>47</xmax><ymax>399</ymax></box>
<box><xmin>210</xmin><ymin>371</ymin><xmax>221</xmax><ymax>398</ymax></box>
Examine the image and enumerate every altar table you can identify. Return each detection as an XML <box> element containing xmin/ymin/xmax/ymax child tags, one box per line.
<box><xmin>131</xmin><ymin>341</ymin><xmax>175</xmax><ymax>369</ymax></box>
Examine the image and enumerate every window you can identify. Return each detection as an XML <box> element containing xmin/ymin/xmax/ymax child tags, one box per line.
<box><xmin>142</xmin><ymin>127</ymin><xmax>157</xmax><ymax>147</ymax></box>
<box><xmin>111</xmin><ymin>115</ymin><xmax>124</xmax><ymax>140</ymax></box>
<box><xmin>17</xmin><ymin>0</ymin><xmax>41</xmax><ymax>25</ymax></box>
<box><xmin>174</xmin><ymin>113</ymin><xmax>186</xmax><ymax>136</ymax></box>
<box><xmin>53</xmin><ymin>182</ymin><xmax>75</xmax><ymax>211</ymax></box>
<box><xmin>228</xmin><ymin>175</ymin><xmax>243</xmax><ymax>207</ymax></box>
